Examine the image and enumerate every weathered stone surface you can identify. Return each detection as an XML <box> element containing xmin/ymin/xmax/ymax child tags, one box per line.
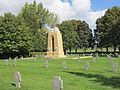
<box><xmin>83</xmin><ymin>62</ymin><xmax>89</xmax><ymax>70</ymax></box>
<box><xmin>47</xmin><ymin>27</ymin><xmax>64</xmax><ymax>57</ymax></box>
<box><xmin>52</xmin><ymin>76</ymin><xmax>63</xmax><ymax>90</ymax></box>
<box><xmin>14</xmin><ymin>71</ymin><xmax>21</xmax><ymax>88</ymax></box>
<box><xmin>111</xmin><ymin>62</ymin><xmax>118</xmax><ymax>72</ymax></box>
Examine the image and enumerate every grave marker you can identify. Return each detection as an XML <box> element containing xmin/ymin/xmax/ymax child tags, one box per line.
<box><xmin>108</xmin><ymin>56</ymin><xmax>114</xmax><ymax>65</ymax></box>
<box><xmin>111</xmin><ymin>62</ymin><xmax>118</xmax><ymax>72</ymax></box>
<box><xmin>62</xmin><ymin>61</ymin><xmax>67</xmax><ymax>69</ymax></box>
<box><xmin>92</xmin><ymin>57</ymin><xmax>96</xmax><ymax>62</ymax></box>
<box><xmin>96</xmin><ymin>53</ymin><xmax>99</xmax><ymax>58</ymax></box>
<box><xmin>14</xmin><ymin>57</ymin><xmax>17</xmax><ymax>66</ymax></box>
<box><xmin>5</xmin><ymin>59</ymin><xmax>8</xmax><ymax>65</ymax></box>
<box><xmin>44</xmin><ymin>59</ymin><xmax>49</xmax><ymax>68</ymax></box>
<box><xmin>52</xmin><ymin>76</ymin><xmax>63</xmax><ymax>90</ymax></box>
<box><xmin>83</xmin><ymin>62</ymin><xmax>89</xmax><ymax>70</ymax></box>
<box><xmin>78</xmin><ymin>56</ymin><xmax>81</xmax><ymax>62</ymax></box>
<box><xmin>118</xmin><ymin>54</ymin><xmax>120</xmax><ymax>58</ymax></box>
<box><xmin>14</xmin><ymin>71</ymin><xmax>21</xmax><ymax>88</ymax></box>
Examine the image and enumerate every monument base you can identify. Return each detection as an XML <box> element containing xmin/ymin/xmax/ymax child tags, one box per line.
<box><xmin>46</xmin><ymin>51</ymin><xmax>65</xmax><ymax>58</ymax></box>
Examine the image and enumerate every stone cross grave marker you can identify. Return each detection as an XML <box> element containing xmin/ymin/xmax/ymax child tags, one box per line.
<box><xmin>92</xmin><ymin>57</ymin><xmax>96</xmax><ymax>62</ymax></box>
<box><xmin>52</xmin><ymin>76</ymin><xmax>63</xmax><ymax>90</ymax></box>
<box><xmin>107</xmin><ymin>55</ymin><xmax>111</xmax><ymax>60</ymax></box>
<box><xmin>96</xmin><ymin>53</ymin><xmax>99</xmax><ymax>58</ymax></box>
<box><xmin>14</xmin><ymin>71</ymin><xmax>21</xmax><ymax>88</ymax></box>
<box><xmin>83</xmin><ymin>54</ymin><xmax>85</xmax><ymax>56</ymax></box>
<box><xmin>44</xmin><ymin>59</ymin><xmax>49</xmax><ymax>68</ymax></box>
<box><xmin>83</xmin><ymin>62</ymin><xmax>89</xmax><ymax>70</ymax></box>
<box><xmin>9</xmin><ymin>57</ymin><xmax>11</xmax><ymax>60</ymax></box>
<box><xmin>14</xmin><ymin>57</ymin><xmax>17</xmax><ymax>66</ymax></box>
<box><xmin>108</xmin><ymin>56</ymin><xmax>114</xmax><ymax>65</ymax></box>
<box><xmin>118</xmin><ymin>54</ymin><xmax>120</xmax><ymax>58</ymax></box>
<box><xmin>111</xmin><ymin>62</ymin><xmax>118</xmax><ymax>72</ymax></box>
<box><xmin>5</xmin><ymin>59</ymin><xmax>8</xmax><ymax>65</ymax></box>
<box><xmin>20</xmin><ymin>56</ymin><xmax>23</xmax><ymax>60</ymax></box>
<box><xmin>62</xmin><ymin>61</ymin><xmax>67</xmax><ymax>69</ymax></box>
<box><xmin>78</xmin><ymin>56</ymin><xmax>81</xmax><ymax>62</ymax></box>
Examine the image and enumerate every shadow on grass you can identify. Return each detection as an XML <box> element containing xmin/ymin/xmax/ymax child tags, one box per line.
<box><xmin>11</xmin><ymin>83</ymin><xmax>15</xmax><ymax>87</ymax></box>
<box><xmin>65</xmin><ymin>71</ymin><xmax>120</xmax><ymax>88</ymax></box>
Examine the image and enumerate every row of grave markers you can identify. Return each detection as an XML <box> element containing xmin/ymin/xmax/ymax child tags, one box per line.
<box><xmin>14</xmin><ymin>71</ymin><xmax>63</xmax><ymax>90</ymax></box>
<box><xmin>5</xmin><ymin>55</ymin><xmax>118</xmax><ymax>72</ymax></box>
<box><xmin>4</xmin><ymin>54</ymin><xmax>119</xmax><ymax>89</ymax></box>
<box><xmin>5</xmin><ymin>57</ymin><xmax>17</xmax><ymax>66</ymax></box>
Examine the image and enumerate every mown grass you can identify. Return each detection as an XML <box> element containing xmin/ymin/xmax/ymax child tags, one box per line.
<box><xmin>0</xmin><ymin>56</ymin><xmax>120</xmax><ymax>90</ymax></box>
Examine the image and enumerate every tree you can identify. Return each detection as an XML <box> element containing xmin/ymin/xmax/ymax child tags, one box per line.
<box><xmin>58</xmin><ymin>20</ymin><xmax>78</xmax><ymax>54</ymax></box>
<box><xmin>58</xmin><ymin>20</ymin><xmax>91</xmax><ymax>53</ymax></box>
<box><xmin>0</xmin><ymin>13</ymin><xmax>31</xmax><ymax>58</ymax></box>
<box><xmin>96</xmin><ymin>6</ymin><xmax>120</xmax><ymax>52</ymax></box>
<box><xmin>20</xmin><ymin>1</ymin><xmax>59</xmax><ymax>51</ymax></box>
<box><xmin>76</xmin><ymin>20</ymin><xmax>91</xmax><ymax>52</ymax></box>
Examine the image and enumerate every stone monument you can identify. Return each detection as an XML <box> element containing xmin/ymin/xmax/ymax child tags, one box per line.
<box><xmin>44</xmin><ymin>24</ymin><xmax>64</xmax><ymax>57</ymax></box>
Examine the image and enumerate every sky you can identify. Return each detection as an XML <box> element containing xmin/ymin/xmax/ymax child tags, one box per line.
<box><xmin>0</xmin><ymin>0</ymin><xmax>120</xmax><ymax>30</ymax></box>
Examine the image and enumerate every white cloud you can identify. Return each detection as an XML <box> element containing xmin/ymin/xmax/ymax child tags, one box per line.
<box><xmin>0</xmin><ymin>0</ymin><xmax>106</xmax><ymax>30</ymax></box>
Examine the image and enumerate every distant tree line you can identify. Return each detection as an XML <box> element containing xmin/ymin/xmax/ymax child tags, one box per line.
<box><xmin>0</xmin><ymin>1</ymin><xmax>119</xmax><ymax>58</ymax></box>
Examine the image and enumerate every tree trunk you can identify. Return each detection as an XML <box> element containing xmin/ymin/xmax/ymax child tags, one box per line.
<box><xmin>113</xmin><ymin>45</ymin><xmax>116</xmax><ymax>53</ymax></box>
<box><xmin>69</xmin><ymin>48</ymin><xmax>71</xmax><ymax>55</ymax></box>
<box><xmin>75</xmin><ymin>47</ymin><xmax>78</xmax><ymax>54</ymax></box>
<box><xmin>106</xmin><ymin>46</ymin><xmax>108</xmax><ymax>53</ymax></box>
<box><xmin>64</xmin><ymin>49</ymin><xmax>67</xmax><ymax>55</ymax></box>
<box><xmin>118</xmin><ymin>46</ymin><xmax>120</xmax><ymax>53</ymax></box>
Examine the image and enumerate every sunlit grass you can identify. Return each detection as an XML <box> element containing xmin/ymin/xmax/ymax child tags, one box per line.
<box><xmin>0</xmin><ymin>56</ymin><xmax>120</xmax><ymax>90</ymax></box>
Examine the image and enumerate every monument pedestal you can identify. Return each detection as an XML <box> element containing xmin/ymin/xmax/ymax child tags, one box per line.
<box><xmin>47</xmin><ymin>27</ymin><xmax>65</xmax><ymax>57</ymax></box>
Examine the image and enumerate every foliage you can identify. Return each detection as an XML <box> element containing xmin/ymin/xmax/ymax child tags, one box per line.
<box><xmin>0</xmin><ymin>13</ymin><xmax>31</xmax><ymax>58</ymax></box>
<box><xmin>96</xmin><ymin>6</ymin><xmax>120</xmax><ymax>52</ymax></box>
<box><xmin>20</xmin><ymin>1</ymin><xmax>59</xmax><ymax>51</ymax></box>
<box><xmin>59</xmin><ymin>20</ymin><xmax>91</xmax><ymax>53</ymax></box>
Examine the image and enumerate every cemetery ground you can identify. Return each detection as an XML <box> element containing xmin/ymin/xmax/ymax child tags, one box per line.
<box><xmin>0</xmin><ymin>56</ymin><xmax>120</xmax><ymax>90</ymax></box>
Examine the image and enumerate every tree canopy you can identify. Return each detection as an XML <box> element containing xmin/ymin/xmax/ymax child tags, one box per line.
<box><xmin>58</xmin><ymin>20</ymin><xmax>91</xmax><ymax>53</ymax></box>
<box><xmin>20</xmin><ymin>1</ymin><xmax>59</xmax><ymax>52</ymax></box>
<box><xmin>96</xmin><ymin>6</ymin><xmax>120</xmax><ymax>52</ymax></box>
<box><xmin>0</xmin><ymin>13</ymin><xmax>32</xmax><ymax>58</ymax></box>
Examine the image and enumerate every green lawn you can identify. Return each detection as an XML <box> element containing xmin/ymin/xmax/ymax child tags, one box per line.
<box><xmin>0</xmin><ymin>56</ymin><xmax>120</xmax><ymax>90</ymax></box>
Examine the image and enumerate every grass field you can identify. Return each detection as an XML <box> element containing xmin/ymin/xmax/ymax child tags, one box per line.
<box><xmin>0</xmin><ymin>56</ymin><xmax>120</xmax><ymax>90</ymax></box>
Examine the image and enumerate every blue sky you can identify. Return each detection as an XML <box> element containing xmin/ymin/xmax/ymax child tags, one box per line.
<box><xmin>61</xmin><ymin>0</ymin><xmax>120</xmax><ymax>11</ymax></box>
<box><xmin>91</xmin><ymin>0</ymin><xmax>120</xmax><ymax>11</ymax></box>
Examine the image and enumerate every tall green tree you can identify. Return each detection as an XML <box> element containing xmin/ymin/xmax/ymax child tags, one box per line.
<box><xmin>0</xmin><ymin>13</ymin><xmax>31</xmax><ymax>58</ymax></box>
<box><xmin>59</xmin><ymin>20</ymin><xmax>91</xmax><ymax>53</ymax></box>
<box><xmin>96</xmin><ymin>6</ymin><xmax>120</xmax><ymax>52</ymax></box>
<box><xmin>76</xmin><ymin>20</ymin><xmax>91</xmax><ymax>52</ymax></box>
<box><xmin>20</xmin><ymin>1</ymin><xmax>59</xmax><ymax>51</ymax></box>
<box><xmin>58</xmin><ymin>20</ymin><xmax>78</xmax><ymax>54</ymax></box>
